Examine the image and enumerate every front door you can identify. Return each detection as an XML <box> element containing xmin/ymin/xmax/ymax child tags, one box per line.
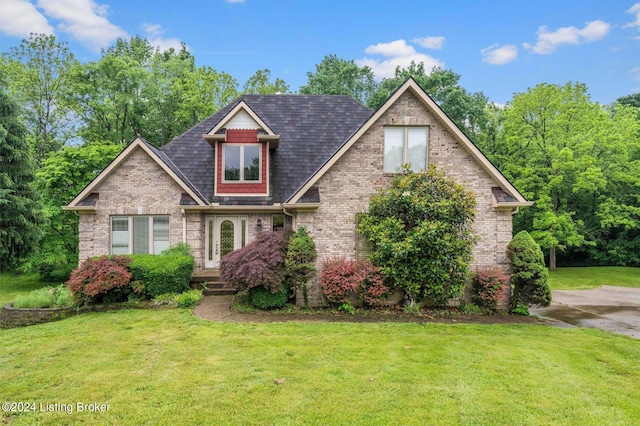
<box><xmin>205</xmin><ymin>216</ymin><xmax>247</xmax><ymax>268</ymax></box>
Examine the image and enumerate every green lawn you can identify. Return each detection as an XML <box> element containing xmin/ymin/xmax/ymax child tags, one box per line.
<box><xmin>0</xmin><ymin>272</ymin><xmax>53</xmax><ymax>306</ymax></box>
<box><xmin>1</xmin><ymin>271</ymin><xmax>640</xmax><ymax>425</ymax></box>
<box><xmin>1</xmin><ymin>310</ymin><xmax>639</xmax><ymax>425</ymax></box>
<box><xmin>548</xmin><ymin>266</ymin><xmax>640</xmax><ymax>290</ymax></box>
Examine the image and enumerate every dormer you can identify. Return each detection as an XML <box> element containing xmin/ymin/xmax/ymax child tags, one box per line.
<box><xmin>203</xmin><ymin>101</ymin><xmax>279</xmax><ymax>197</ymax></box>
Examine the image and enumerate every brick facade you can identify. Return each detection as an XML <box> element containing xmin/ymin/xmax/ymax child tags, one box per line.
<box><xmin>77</xmin><ymin>147</ymin><xmax>198</xmax><ymax>266</ymax></box>
<box><xmin>296</xmin><ymin>91</ymin><xmax>513</xmax><ymax>307</ymax></box>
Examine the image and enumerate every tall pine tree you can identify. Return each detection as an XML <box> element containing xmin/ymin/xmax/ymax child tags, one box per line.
<box><xmin>0</xmin><ymin>81</ymin><xmax>43</xmax><ymax>271</ymax></box>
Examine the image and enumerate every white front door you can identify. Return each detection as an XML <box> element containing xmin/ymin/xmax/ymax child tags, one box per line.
<box><xmin>205</xmin><ymin>216</ymin><xmax>247</xmax><ymax>268</ymax></box>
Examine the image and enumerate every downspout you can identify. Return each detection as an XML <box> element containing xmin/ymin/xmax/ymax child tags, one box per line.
<box><xmin>181</xmin><ymin>209</ymin><xmax>186</xmax><ymax>244</ymax></box>
<box><xmin>282</xmin><ymin>204</ymin><xmax>296</xmax><ymax>229</ymax></box>
<box><xmin>511</xmin><ymin>207</ymin><xmax>520</xmax><ymax>216</ymax></box>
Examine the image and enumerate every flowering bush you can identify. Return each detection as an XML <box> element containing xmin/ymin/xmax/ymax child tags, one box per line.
<box><xmin>66</xmin><ymin>256</ymin><xmax>132</xmax><ymax>305</ymax></box>
<box><xmin>320</xmin><ymin>257</ymin><xmax>389</xmax><ymax>307</ymax></box>
<box><xmin>471</xmin><ymin>268</ymin><xmax>507</xmax><ymax>312</ymax></box>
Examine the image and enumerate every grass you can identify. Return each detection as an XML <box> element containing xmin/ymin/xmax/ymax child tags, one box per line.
<box><xmin>0</xmin><ymin>310</ymin><xmax>639</xmax><ymax>425</ymax></box>
<box><xmin>0</xmin><ymin>272</ymin><xmax>53</xmax><ymax>306</ymax></box>
<box><xmin>1</xmin><ymin>272</ymin><xmax>640</xmax><ymax>424</ymax></box>
<box><xmin>548</xmin><ymin>266</ymin><xmax>640</xmax><ymax>290</ymax></box>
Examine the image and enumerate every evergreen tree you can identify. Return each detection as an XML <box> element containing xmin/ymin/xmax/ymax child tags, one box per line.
<box><xmin>0</xmin><ymin>83</ymin><xmax>43</xmax><ymax>270</ymax></box>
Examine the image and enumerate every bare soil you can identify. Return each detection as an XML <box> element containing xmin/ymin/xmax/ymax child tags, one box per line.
<box><xmin>193</xmin><ymin>295</ymin><xmax>548</xmax><ymax>325</ymax></box>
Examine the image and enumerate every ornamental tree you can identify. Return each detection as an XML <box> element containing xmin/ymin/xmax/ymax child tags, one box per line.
<box><xmin>357</xmin><ymin>165</ymin><xmax>476</xmax><ymax>306</ymax></box>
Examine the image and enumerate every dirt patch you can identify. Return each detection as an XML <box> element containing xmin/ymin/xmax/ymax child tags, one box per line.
<box><xmin>193</xmin><ymin>295</ymin><xmax>546</xmax><ymax>325</ymax></box>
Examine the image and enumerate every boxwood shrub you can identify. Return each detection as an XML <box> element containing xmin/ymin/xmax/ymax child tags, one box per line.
<box><xmin>129</xmin><ymin>253</ymin><xmax>194</xmax><ymax>297</ymax></box>
<box><xmin>249</xmin><ymin>284</ymin><xmax>289</xmax><ymax>309</ymax></box>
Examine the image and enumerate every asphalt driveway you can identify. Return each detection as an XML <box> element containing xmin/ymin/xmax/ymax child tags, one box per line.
<box><xmin>531</xmin><ymin>286</ymin><xmax>640</xmax><ymax>339</ymax></box>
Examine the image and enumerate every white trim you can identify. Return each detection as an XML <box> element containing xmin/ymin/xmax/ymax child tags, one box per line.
<box><xmin>67</xmin><ymin>138</ymin><xmax>207</xmax><ymax>208</ymax></box>
<box><xmin>221</xmin><ymin>143</ymin><xmax>263</xmax><ymax>183</ymax></box>
<box><xmin>208</xmin><ymin>101</ymin><xmax>277</xmax><ymax>137</ymax></box>
<box><xmin>110</xmin><ymin>215</ymin><xmax>170</xmax><ymax>255</ymax></box>
<box><xmin>214</xmin><ymin>141</ymin><xmax>270</xmax><ymax>197</ymax></box>
<box><xmin>286</xmin><ymin>78</ymin><xmax>531</xmax><ymax>206</ymax></box>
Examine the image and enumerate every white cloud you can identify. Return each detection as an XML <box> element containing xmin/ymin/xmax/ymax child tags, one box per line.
<box><xmin>412</xmin><ymin>36</ymin><xmax>445</xmax><ymax>50</ymax></box>
<box><xmin>37</xmin><ymin>0</ymin><xmax>127</xmax><ymax>52</ymax></box>
<box><xmin>631</xmin><ymin>67</ymin><xmax>640</xmax><ymax>81</ymax></box>
<box><xmin>0</xmin><ymin>0</ymin><xmax>54</xmax><ymax>37</ymax></box>
<box><xmin>481</xmin><ymin>44</ymin><xmax>518</xmax><ymax>65</ymax></box>
<box><xmin>364</xmin><ymin>39</ymin><xmax>416</xmax><ymax>57</ymax></box>
<box><xmin>142</xmin><ymin>23</ymin><xmax>184</xmax><ymax>53</ymax></box>
<box><xmin>624</xmin><ymin>3</ymin><xmax>640</xmax><ymax>29</ymax></box>
<box><xmin>357</xmin><ymin>39</ymin><xmax>444</xmax><ymax>80</ymax></box>
<box><xmin>523</xmin><ymin>20</ymin><xmax>610</xmax><ymax>54</ymax></box>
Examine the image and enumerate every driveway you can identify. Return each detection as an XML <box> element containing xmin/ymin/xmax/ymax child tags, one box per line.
<box><xmin>530</xmin><ymin>286</ymin><xmax>640</xmax><ymax>339</ymax></box>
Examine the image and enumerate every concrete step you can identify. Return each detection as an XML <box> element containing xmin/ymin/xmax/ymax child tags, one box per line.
<box><xmin>203</xmin><ymin>287</ymin><xmax>237</xmax><ymax>296</ymax></box>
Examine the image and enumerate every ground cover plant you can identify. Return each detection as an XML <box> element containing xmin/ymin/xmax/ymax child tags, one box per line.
<box><xmin>548</xmin><ymin>266</ymin><xmax>640</xmax><ymax>290</ymax></box>
<box><xmin>12</xmin><ymin>285</ymin><xmax>73</xmax><ymax>308</ymax></box>
<box><xmin>1</xmin><ymin>308</ymin><xmax>639</xmax><ymax>425</ymax></box>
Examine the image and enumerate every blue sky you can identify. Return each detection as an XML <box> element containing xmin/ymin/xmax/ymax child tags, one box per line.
<box><xmin>1</xmin><ymin>0</ymin><xmax>639</xmax><ymax>105</ymax></box>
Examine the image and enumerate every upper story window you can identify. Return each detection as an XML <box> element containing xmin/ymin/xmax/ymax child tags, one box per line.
<box><xmin>223</xmin><ymin>143</ymin><xmax>261</xmax><ymax>182</ymax></box>
<box><xmin>384</xmin><ymin>127</ymin><xmax>428</xmax><ymax>173</ymax></box>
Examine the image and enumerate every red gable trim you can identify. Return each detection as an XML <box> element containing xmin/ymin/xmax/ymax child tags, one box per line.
<box><xmin>226</xmin><ymin>129</ymin><xmax>259</xmax><ymax>143</ymax></box>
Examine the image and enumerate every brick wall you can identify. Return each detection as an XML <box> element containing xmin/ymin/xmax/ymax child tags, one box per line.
<box><xmin>77</xmin><ymin>147</ymin><xmax>205</xmax><ymax>269</ymax></box>
<box><xmin>296</xmin><ymin>90</ymin><xmax>514</xmax><ymax>308</ymax></box>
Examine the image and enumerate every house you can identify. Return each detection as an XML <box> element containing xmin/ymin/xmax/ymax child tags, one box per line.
<box><xmin>65</xmin><ymin>78</ymin><xmax>531</xmax><ymax>307</ymax></box>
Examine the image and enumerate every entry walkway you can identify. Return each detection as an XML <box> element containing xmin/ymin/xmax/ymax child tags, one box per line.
<box><xmin>531</xmin><ymin>286</ymin><xmax>640</xmax><ymax>339</ymax></box>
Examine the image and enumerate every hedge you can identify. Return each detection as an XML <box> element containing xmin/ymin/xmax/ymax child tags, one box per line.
<box><xmin>129</xmin><ymin>253</ymin><xmax>194</xmax><ymax>297</ymax></box>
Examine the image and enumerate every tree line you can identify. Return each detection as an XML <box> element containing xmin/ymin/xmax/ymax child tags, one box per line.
<box><xmin>1</xmin><ymin>33</ymin><xmax>639</xmax><ymax>274</ymax></box>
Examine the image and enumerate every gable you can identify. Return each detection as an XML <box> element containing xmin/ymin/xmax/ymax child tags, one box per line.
<box><xmin>161</xmin><ymin>95</ymin><xmax>372</xmax><ymax>204</ymax></box>
<box><xmin>65</xmin><ymin>138</ymin><xmax>207</xmax><ymax>210</ymax></box>
<box><xmin>286</xmin><ymin>78</ymin><xmax>531</xmax><ymax>209</ymax></box>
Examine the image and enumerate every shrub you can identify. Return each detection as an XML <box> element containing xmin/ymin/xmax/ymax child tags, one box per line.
<box><xmin>175</xmin><ymin>289</ymin><xmax>203</xmax><ymax>308</ymax></box>
<box><xmin>507</xmin><ymin>230</ymin><xmax>552</xmax><ymax>308</ymax></box>
<box><xmin>152</xmin><ymin>289</ymin><xmax>203</xmax><ymax>308</ymax></box>
<box><xmin>129</xmin><ymin>253</ymin><xmax>194</xmax><ymax>297</ymax></box>
<box><xmin>357</xmin><ymin>165</ymin><xmax>477</xmax><ymax>306</ymax></box>
<box><xmin>285</xmin><ymin>227</ymin><xmax>317</xmax><ymax>308</ymax></box>
<box><xmin>471</xmin><ymin>268</ymin><xmax>507</xmax><ymax>312</ymax></box>
<box><xmin>161</xmin><ymin>243</ymin><xmax>193</xmax><ymax>257</ymax></box>
<box><xmin>320</xmin><ymin>257</ymin><xmax>389</xmax><ymax>307</ymax></box>
<box><xmin>221</xmin><ymin>230</ymin><xmax>292</xmax><ymax>293</ymax></box>
<box><xmin>249</xmin><ymin>284</ymin><xmax>289</xmax><ymax>309</ymax></box>
<box><xmin>13</xmin><ymin>285</ymin><xmax>73</xmax><ymax>308</ymax></box>
<box><xmin>66</xmin><ymin>256</ymin><xmax>132</xmax><ymax>305</ymax></box>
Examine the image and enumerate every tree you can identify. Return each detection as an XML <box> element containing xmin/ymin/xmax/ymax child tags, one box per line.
<box><xmin>72</xmin><ymin>37</ymin><xmax>152</xmax><ymax>144</ymax></box>
<box><xmin>0</xmin><ymin>83</ymin><xmax>43</xmax><ymax>270</ymax></box>
<box><xmin>27</xmin><ymin>142</ymin><xmax>124</xmax><ymax>271</ymax></box>
<box><xmin>243</xmin><ymin>69</ymin><xmax>290</xmax><ymax>94</ymax></box>
<box><xmin>368</xmin><ymin>63</ymin><xmax>489</xmax><ymax>138</ymax></box>
<box><xmin>357</xmin><ymin>165</ymin><xmax>477</xmax><ymax>306</ymax></box>
<box><xmin>1</xmin><ymin>33</ymin><xmax>80</xmax><ymax>161</ymax></box>
<box><xmin>494</xmin><ymin>82</ymin><xmax>640</xmax><ymax>268</ymax></box>
<box><xmin>300</xmin><ymin>54</ymin><xmax>377</xmax><ymax>105</ymax></box>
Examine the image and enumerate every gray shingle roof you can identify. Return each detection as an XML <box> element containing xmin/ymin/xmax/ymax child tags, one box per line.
<box><xmin>161</xmin><ymin>94</ymin><xmax>372</xmax><ymax>204</ymax></box>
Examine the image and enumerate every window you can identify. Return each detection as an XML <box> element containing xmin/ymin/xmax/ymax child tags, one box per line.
<box><xmin>223</xmin><ymin>144</ymin><xmax>261</xmax><ymax>182</ymax></box>
<box><xmin>272</xmin><ymin>214</ymin><xmax>285</xmax><ymax>231</ymax></box>
<box><xmin>111</xmin><ymin>216</ymin><xmax>170</xmax><ymax>255</ymax></box>
<box><xmin>384</xmin><ymin>127</ymin><xmax>428</xmax><ymax>173</ymax></box>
